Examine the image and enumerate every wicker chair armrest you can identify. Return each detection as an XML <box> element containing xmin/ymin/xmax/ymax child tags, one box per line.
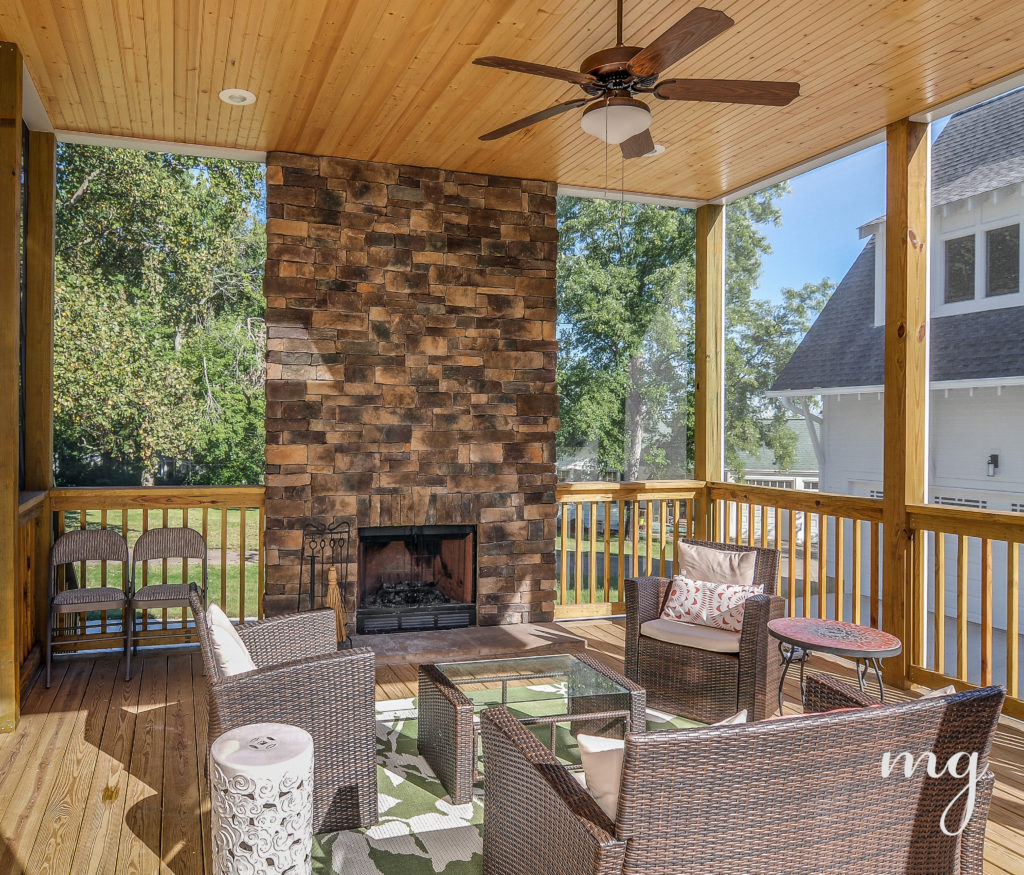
<box><xmin>480</xmin><ymin>706</ymin><xmax>625</xmax><ymax>875</ymax></box>
<box><xmin>960</xmin><ymin>770</ymin><xmax>996</xmax><ymax>875</ymax></box>
<box><xmin>737</xmin><ymin>594</ymin><xmax>786</xmax><ymax>720</ymax></box>
<box><xmin>210</xmin><ymin>646</ymin><xmax>375</xmax><ymax>737</ymax></box>
<box><xmin>624</xmin><ymin>576</ymin><xmax>671</xmax><ymax>682</ymax></box>
<box><xmin>803</xmin><ymin>674</ymin><xmax>877</xmax><ymax>713</ymax></box>
<box><xmin>236</xmin><ymin>609</ymin><xmax>338</xmax><ymax>669</ymax></box>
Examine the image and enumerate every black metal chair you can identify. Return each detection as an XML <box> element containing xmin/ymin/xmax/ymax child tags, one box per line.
<box><xmin>126</xmin><ymin>526</ymin><xmax>207</xmax><ymax>680</ymax></box>
<box><xmin>47</xmin><ymin>529</ymin><xmax>130</xmax><ymax>687</ymax></box>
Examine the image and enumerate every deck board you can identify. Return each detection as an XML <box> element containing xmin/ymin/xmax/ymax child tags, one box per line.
<box><xmin>0</xmin><ymin>619</ymin><xmax>1020</xmax><ymax>874</ymax></box>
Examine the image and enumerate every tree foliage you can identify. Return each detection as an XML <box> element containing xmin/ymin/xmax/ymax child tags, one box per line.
<box><xmin>556</xmin><ymin>191</ymin><xmax>833</xmax><ymax>481</ymax></box>
<box><xmin>54</xmin><ymin>144</ymin><xmax>266</xmax><ymax>485</ymax></box>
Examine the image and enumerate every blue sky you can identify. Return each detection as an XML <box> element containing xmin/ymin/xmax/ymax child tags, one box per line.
<box><xmin>750</xmin><ymin>118</ymin><xmax>950</xmax><ymax>304</ymax></box>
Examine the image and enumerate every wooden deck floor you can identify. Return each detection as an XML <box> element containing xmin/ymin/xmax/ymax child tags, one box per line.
<box><xmin>1</xmin><ymin>619</ymin><xmax>1022</xmax><ymax>874</ymax></box>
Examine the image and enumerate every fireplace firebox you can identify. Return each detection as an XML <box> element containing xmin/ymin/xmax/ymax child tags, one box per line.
<box><xmin>357</xmin><ymin>525</ymin><xmax>476</xmax><ymax>634</ymax></box>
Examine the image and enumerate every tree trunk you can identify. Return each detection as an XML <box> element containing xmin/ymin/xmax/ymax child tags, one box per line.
<box><xmin>625</xmin><ymin>355</ymin><xmax>645</xmax><ymax>480</ymax></box>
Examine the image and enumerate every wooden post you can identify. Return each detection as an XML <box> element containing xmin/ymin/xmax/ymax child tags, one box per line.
<box><xmin>694</xmin><ymin>204</ymin><xmax>724</xmax><ymax>539</ymax></box>
<box><xmin>26</xmin><ymin>130</ymin><xmax>55</xmax><ymax>649</ymax></box>
<box><xmin>882</xmin><ymin>118</ymin><xmax>929</xmax><ymax>689</ymax></box>
<box><xmin>0</xmin><ymin>42</ymin><xmax>24</xmax><ymax>732</ymax></box>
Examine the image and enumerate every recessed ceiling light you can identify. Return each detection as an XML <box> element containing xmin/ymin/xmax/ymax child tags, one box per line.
<box><xmin>643</xmin><ymin>144</ymin><xmax>667</xmax><ymax>157</ymax></box>
<box><xmin>219</xmin><ymin>88</ymin><xmax>257</xmax><ymax>106</ymax></box>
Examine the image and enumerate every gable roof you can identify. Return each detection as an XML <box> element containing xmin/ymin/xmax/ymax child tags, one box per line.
<box><xmin>736</xmin><ymin>419</ymin><xmax>819</xmax><ymax>474</ymax></box>
<box><xmin>771</xmin><ymin>90</ymin><xmax>1024</xmax><ymax>395</ymax></box>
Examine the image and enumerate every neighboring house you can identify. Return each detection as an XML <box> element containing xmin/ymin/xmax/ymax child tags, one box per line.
<box><xmin>769</xmin><ymin>88</ymin><xmax>1024</xmax><ymax>636</ymax></box>
<box><xmin>732</xmin><ymin>418</ymin><xmax>819</xmax><ymax>491</ymax></box>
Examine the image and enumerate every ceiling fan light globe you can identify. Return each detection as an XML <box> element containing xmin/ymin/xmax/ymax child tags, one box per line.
<box><xmin>580</xmin><ymin>98</ymin><xmax>652</xmax><ymax>144</ymax></box>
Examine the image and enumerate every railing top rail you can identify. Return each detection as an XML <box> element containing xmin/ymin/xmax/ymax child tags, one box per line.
<box><xmin>18</xmin><ymin>490</ymin><xmax>47</xmax><ymax>526</ymax></box>
<box><xmin>49</xmin><ymin>485</ymin><xmax>266</xmax><ymax>511</ymax></box>
<box><xmin>906</xmin><ymin>503</ymin><xmax>1024</xmax><ymax>542</ymax></box>
<box><xmin>555</xmin><ymin>480</ymin><xmax>705</xmax><ymax>502</ymax></box>
<box><xmin>706</xmin><ymin>481</ymin><xmax>883</xmax><ymax>521</ymax></box>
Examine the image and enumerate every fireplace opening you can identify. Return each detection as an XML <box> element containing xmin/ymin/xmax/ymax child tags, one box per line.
<box><xmin>357</xmin><ymin>525</ymin><xmax>476</xmax><ymax>634</ymax></box>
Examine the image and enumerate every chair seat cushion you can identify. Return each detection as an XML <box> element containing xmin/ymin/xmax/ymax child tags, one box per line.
<box><xmin>640</xmin><ymin>618</ymin><xmax>741</xmax><ymax>653</ymax></box>
<box><xmin>53</xmin><ymin>586</ymin><xmax>127</xmax><ymax>607</ymax></box>
<box><xmin>131</xmin><ymin>583</ymin><xmax>190</xmax><ymax>604</ymax></box>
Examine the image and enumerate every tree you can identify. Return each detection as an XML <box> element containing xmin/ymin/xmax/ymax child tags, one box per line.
<box><xmin>54</xmin><ymin>144</ymin><xmax>266</xmax><ymax>485</ymax></box>
<box><xmin>556</xmin><ymin>191</ymin><xmax>832</xmax><ymax>481</ymax></box>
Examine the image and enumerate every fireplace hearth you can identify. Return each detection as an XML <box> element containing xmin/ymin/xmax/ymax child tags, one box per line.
<box><xmin>357</xmin><ymin>525</ymin><xmax>476</xmax><ymax>634</ymax></box>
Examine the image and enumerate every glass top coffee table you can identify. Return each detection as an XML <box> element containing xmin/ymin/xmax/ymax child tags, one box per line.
<box><xmin>417</xmin><ymin>653</ymin><xmax>645</xmax><ymax>804</ymax></box>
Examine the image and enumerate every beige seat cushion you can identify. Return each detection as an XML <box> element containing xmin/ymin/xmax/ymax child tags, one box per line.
<box><xmin>578</xmin><ymin>709</ymin><xmax>748</xmax><ymax>821</ymax></box>
<box><xmin>675</xmin><ymin>540</ymin><xmax>757</xmax><ymax>587</ymax></box>
<box><xmin>640</xmin><ymin>618</ymin><xmax>741</xmax><ymax>653</ymax></box>
<box><xmin>206</xmin><ymin>602</ymin><xmax>256</xmax><ymax>677</ymax></box>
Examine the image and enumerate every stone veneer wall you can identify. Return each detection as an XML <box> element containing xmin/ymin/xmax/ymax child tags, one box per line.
<box><xmin>262</xmin><ymin>151</ymin><xmax>559</xmax><ymax>626</ymax></box>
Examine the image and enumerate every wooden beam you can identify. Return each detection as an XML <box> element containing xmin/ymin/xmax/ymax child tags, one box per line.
<box><xmin>881</xmin><ymin>117</ymin><xmax>929</xmax><ymax>689</ymax></box>
<box><xmin>25</xmin><ymin>130</ymin><xmax>55</xmax><ymax>653</ymax></box>
<box><xmin>693</xmin><ymin>204</ymin><xmax>724</xmax><ymax>539</ymax></box>
<box><xmin>0</xmin><ymin>41</ymin><xmax>24</xmax><ymax>732</ymax></box>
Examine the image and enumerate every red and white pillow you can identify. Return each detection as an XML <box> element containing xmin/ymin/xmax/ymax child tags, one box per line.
<box><xmin>661</xmin><ymin>575</ymin><xmax>764</xmax><ymax>632</ymax></box>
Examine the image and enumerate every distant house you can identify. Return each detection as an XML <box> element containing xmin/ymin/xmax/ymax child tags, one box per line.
<box><xmin>770</xmin><ymin>88</ymin><xmax>1024</xmax><ymax>513</ymax></box>
<box><xmin>769</xmin><ymin>89</ymin><xmax>1024</xmax><ymax>638</ymax></box>
<box><xmin>732</xmin><ymin>418</ymin><xmax>819</xmax><ymax>491</ymax></box>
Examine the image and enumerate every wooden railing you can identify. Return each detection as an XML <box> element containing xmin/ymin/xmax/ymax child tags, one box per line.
<box><xmin>904</xmin><ymin>504</ymin><xmax>1023</xmax><ymax>714</ymax></box>
<box><xmin>48</xmin><ymin>486</ymin><xmax>265</xmax><ymax>650</ymax></box>
<box><xmin>554</xmin><ymin>481</ymin><xmax>701</xmax><ymax>618</ymax></box>
<box><xmin>16</xmin><ymin>491</ymin><xmax>46</xmax><ymax>688</ymax></box>
<box><xmin>707</xmin><ymin>482</ymin><xmax>885</xmax><ymax>627</ymax></box>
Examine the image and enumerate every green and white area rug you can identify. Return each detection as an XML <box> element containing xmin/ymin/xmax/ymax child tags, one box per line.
<box><xmin>313</xmin><ymin>687</ymin><xmax>699</xmax><ymax>874</ymax></box>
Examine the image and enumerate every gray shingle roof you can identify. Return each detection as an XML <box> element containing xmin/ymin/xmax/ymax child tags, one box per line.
<box><xmin>771</xmin><ymin>89</ymin><xmax>1024</xmax><ymax>394</ymax></box>
<box><xmin>736</xmin><ymin>419</ymin><xmax>819</xmax><ymax>473</ymax></box>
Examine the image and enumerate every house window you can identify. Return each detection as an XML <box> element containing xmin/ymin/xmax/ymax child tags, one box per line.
<box><xmin>944</xmin><ymin>234</ymin><xmax>975</xmax><ymax>303</ymax></box>
<box><xmin>986</xmin><ymin>224</ymin><xmax>1019</xmax><ymax>297</ymax></box>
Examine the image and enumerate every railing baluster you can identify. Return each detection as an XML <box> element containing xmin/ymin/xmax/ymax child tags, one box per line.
<box><xmin>787</xmin><ymin>509</ymin><xmax>796</xmax><ymax>614</ymax></box>
<box><xmin>818</xmin><ymin>513</ymin><xmax>828</xmax><ymax>620</ymax></box>
<box><xmin>934</xmin><ymin>531</ymin><xmax>946</xmax><ymax>674</ymax></box>
<box><xmin>957</xmin><ymin>535</ymin><xmax>968</xmax><ymax>682</ymax></box>
<box><xmin>239</xmin><ymin>506</ymin><xmax>247</xmax><ymax>623</ymax></box>
<box><xmin>588</xmin><ymin>502</ymin><xmax>597</xmax><ymax>604</ymax></box>
<box><xmin>559</xmin><ymin>499</ymin><xmax>567</xmax><ymax>606</ymax></box>
<box><xmin>659</xmin><ymin>499</ymin><xmax>667</xmax><ymax>571</ymax></box>
<box><xmin>870</xmin><ymin>523</ymin><xmax>880</xmax><ymax>629</ymax></box>
<box><xmin>618</xmin><ymin>499</ymin><xmax>626</xmax><ymax>596</ymax></box>
<box><xmin>100</xmin><ymin>508</ymin><xmax>108</xmax><ymax>636</ymax></box>
<box><xmin>980</xmin><ymin>537</ymin><xmax>992</xmax><ymax>686</ymax></box>
<box><xmin>1008</xmin><ymin>542</ymin><xmax>1019</xmax><ymax>698</ymax></box>
<box><xmin>257</xmin><ymin>504</ymin><xmax>266</xmax><ymax>620</ymax></box>
<box><xmin>631</xmin><ymin>499</ymin><xmax>640</xmax><ymax>580</ymax></box>
<box><xmin>834</xmin><ymin>516</ymin><xmax>844</xmax><ymax>622</ymax></box>
<box><xmin>574</xmin><ymin>501</ymin><xmax>583</xmax><ymax>606</ymax></box>
<box><xmin>221</xmin><ymin>506</ymin><xmax>228</xmax><ymax>609</ymax></box>
<box><xmin>911</xmin><ymin>526</ymin><xmax>926</xmax><ymax>666</ymax></box>
<box><xmin>852</xmin><ymin>519</ymin><xmax>862</xmax><ymax>625</ymax></box>
<box><xmin>802</xmin><ymin>512</ymin><xmax>812</xmax><ymax>618</ymax></box>
<box><xmin>603</xmin><ymin>500</ymin><xmax>611</xmax><ymax>603</ymax></box>
<box><xmin>644</xmin><ymin>500</ymin><xmax>653</xmax><ymax>577</ymax></box>
<box><xmin>161</xmin><ymin>508</ymin><xmax>169</xmax><ymax>631</ymax></box>
<box><xmin>182</xmin><ymin>507</ymin><xmax>189</xmax><ymax>632</ymax></box>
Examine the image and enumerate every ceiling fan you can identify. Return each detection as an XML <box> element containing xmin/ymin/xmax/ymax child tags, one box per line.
<box><xmin>474</xmin><ymin>2</ymin><xmax>800</xmax><ymax>159</ymax></box>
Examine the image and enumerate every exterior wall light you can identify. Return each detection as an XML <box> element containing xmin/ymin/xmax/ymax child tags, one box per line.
<box><xmin>987</xmin><ymin>454</ymin><xmax>999</xmax><ymax>477</ymax></box>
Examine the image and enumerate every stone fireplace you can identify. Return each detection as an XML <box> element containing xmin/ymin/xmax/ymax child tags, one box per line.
<box><xmin>262</xmin><ymin>151</ymin><xmax>559</xmax><ymax>630</ymax></box>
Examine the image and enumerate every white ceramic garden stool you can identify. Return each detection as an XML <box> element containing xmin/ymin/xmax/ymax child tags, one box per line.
<box><xmin>210</xmin><ymin>722</ymin><xmax>314</xmax><ymax>875</ymax></box>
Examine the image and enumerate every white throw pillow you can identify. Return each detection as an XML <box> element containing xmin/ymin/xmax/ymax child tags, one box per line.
<box><xmin>577</xmin><ymin>709</ymin><xmax>749</xmax><ymax>822</ymax></box>
<box><xmin>206</xmin><ymin>602</ymin><xmax>256</xmax><ymax>677</ymax></box>
<box><xmin>662</xmin><ymin>575</ymin><xmax>763</xmax><ymax>632</ymax></box>
<box><xmin>675</xmin><ymin>540</ymin><xmax>757</xmax><ymax>587</ymax></box>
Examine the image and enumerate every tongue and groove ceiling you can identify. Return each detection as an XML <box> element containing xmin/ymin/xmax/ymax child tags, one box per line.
<box><xmin>2</xmin><ymin>0</ymin><xmax>1024</xmax><ymax>200</ymax></box>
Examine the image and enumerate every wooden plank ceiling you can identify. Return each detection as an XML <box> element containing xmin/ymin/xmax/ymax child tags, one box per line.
<box><xmin>2</xmin><ymin>0</ymin><xmax>1024</xmax><ymax>200</ymax></box>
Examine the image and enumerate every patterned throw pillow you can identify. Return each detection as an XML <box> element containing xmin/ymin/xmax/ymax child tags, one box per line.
<box><xmin>704</xmin><ymin>580</ymin><xmax>764</xmax><ymax>632</ymax></box>
<box><xmin>661</xmin><ymin>575</ymin><xmax>764</xmax><ymax>632</ymax></box>
<box><xmin>661</xmin><ymin>576</ymin><xmax>705</xmax><ymax>623</ymax></box>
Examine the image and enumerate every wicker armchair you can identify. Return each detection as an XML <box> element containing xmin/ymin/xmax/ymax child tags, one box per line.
<box><xmin>189</xmin><ymin>586</ymin><xmax>378</xmax><ymax>833</ymax></box>
<box><xmin>625</xmin><ymin>537</ymin><xmax>784</xmax><ymax>722</ymax></box>
<box><xmin>480</xmin><ymin>678</ymin><xmax>1005</xmax><ymax>875</ymax></box>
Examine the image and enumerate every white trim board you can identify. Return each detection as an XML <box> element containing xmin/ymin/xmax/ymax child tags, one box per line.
<box><xmin>557</xmin><ymin>184</ymin><xmax>703</xmax><ymax>210</ymax></box>
<box><xmin>22</xmin><ymin>64</ymin><xmax>53</xmax><ymax>133</ymax></box>
<box><xmin>769</xmin><ymin>376</ymin><xmax>1024</xmax><ymax>398</ymax></box>
<box><xmin>55</xmin><ymin>129</ymin><xmax>266</xmax><ymax>163</ymax></box>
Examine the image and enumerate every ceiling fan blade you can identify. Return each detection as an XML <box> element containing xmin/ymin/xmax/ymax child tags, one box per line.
<box><xmin>655</xmin><ymin>78</ymin><xmax>800</xmax><ymax>105</ymax></box>
<box><xmin>479</xmin><ymin>98</ymin><xmax>592</xmax><ymax>141</ymax></box>
<box><xmin>473</xmin><ymin>56</ymin><xmax>597</xmax><ymax>87</ymax></box>
<box><xmin>628</xmin><ymin>7</ymin><xmax>734</xmax><ymax>78</ymax></box>
<box><xmin>620</xmin><ymin>129</ymin><xmax>655</xmax><ymax>159</ymax></box>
